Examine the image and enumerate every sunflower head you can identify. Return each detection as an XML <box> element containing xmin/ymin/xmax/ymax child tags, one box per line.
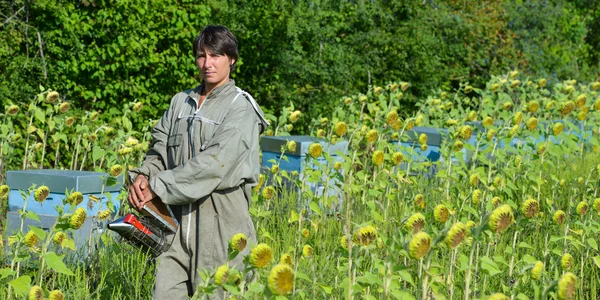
<box><xmin>576</xmin><ymin>201</ymin><xmax>588</xmax><ymax>217</ymax></box>
<box><xmin>29</xmin><ymin>285</ymin><xmax>44</xmax><ymax>300</ymax></box>
<box><xmin>561</xmin><ymin>253</ymin><xmax>574</xmax><ymax>270</ymax></box>
<box><xmin>521</xmin><ymin>199</ymin><xmax>540</xmax><ymax>218</ymax></box>
<box><xmin>49</xmin><ymin>290</ymin><xmax>65</xmax><ymax>300</ymax></box>
<box><xmin>7</xmin><ymin>104</ymin><xmax>20</xmax><ymax>115</ymax></box>
<box><xmin>353</xmin><ymin>225</ymin><xmax>378</xmax><ymax>246</ymax></box>
<box><xmin>445</xmin><ymin>222</ymin><xmax>467</xmax><ymax>249</ymax></box>
<box><xmin>488</xmin><ymin>293</ymin><xmax>509</xmax><ymax>300</ymax></box>
<box><xmin>502</xmin><ymin>102</ymin><xmax>513</xmax><ymax>110</ymax></box>
<box><xmin>559</xmin><ymin>101</ymin><xmax>575</xmax><ymax>116</ymax></box>
<box><xmin>467</xmin><ymin>111</ymin><xmax>477</xmax><ymax>121</ymax></box>
<box><xmin>472</xmin><ymin>189</ymin><xmax>483</xmax><ymax>205</ymax></box>
<box><xmin>250</xmin><ymin>243</ymin><xmax>272</xmax><ymax>268</ymax></box>
<box><xmin>469</xmin><ymin>173</ymin><xmax>480</xmax><ymax>187</ymax></box>
<box><xmin>527</xmin><ymin>101</ymin><xmax>540</xmax><ymax>113</ymax></box>
<box><xmin>446</xmin><ymin>119</ymin><xmax>459</xmax><ymax>126</ymax></box>
<box><xmin>434</xmin><ymin>204</ymin><xmax>450</xmax><ymax>223</ymax></box>
<box><xmin>286</xmin><ymin>140</ymin><xmax>297</xmax><ymax>153</ymax></box>
<box><xmin>418</xmin><ymin>133</ymin><xmax>428</xmax><ymax>145</ymax></box>
<box><xmin>413</xmin><ymin>194</ymin><xmax>425</xmax><ymax>209</ymax></box>
<box><xmin>301</xmin><ymin>228</ymin><xmax>310</xmax><ymax>238</ymax></box>
<box><xmin>366</xmin><ymin>129</ymin><xmax>379</xmax><ymax>143</ymax></box>
<box><xmin>66</xmin><ymin>191</ymin><xmax>83</xmax><ymax>206</ymax></box>
<box><xmin>280</xmin><ymin>253</ymin><xmax>294</xmax><ymax>266</ymax></box>
<box><xmin>34</xmin><ymin>185</ymin><xmax>50</xmax><ymax>203</ymax></box>
<box><xmin>70</xmin><ymin>208</ymin><xmax>87</xmax><ymax>229</ymax></box>
<box><xmin>391</xmin><ymin>152</ymin><xmax>403</xmax><ymax>165</ymax></box>
<box><xmin>97</xmin><ymin>209</ymin><xmax>112</xmax><ymax>221</ymax></box>
<box><xmin>302</xmin><ymin>244</ymin><xmax>314</xmax><ymax>258</ymax></box>
<box><xmin>553</xmin><ymin>210</ymin><xmax>566</xmax><ymax>225</ymax></box>
<box><xmin>513</xmin><ymin>112</ymin><xmax>523</xmax><ymax>125</ymax></box>
<box><xmin>289</xmin><ymin>110</ymin><xmax>301</xmax><ymax>123</ymax></box>
<box><xmin>333</xmin><ymin>161</ymin><xmax>342</xmax><ymax>171</ymax></box>
<box><xmin>214</xmin><ymin>264</ymin><xmax>229</xmax><ymax>286</ymax></box>
<box><xmin>593</xmin><ymin>198</ymin><xmax>600</xmax><ymax>213</ymax></box>
<box><xmin>408</xmin><ymin>231</ymin><xmax>431</xmax><ymax>260</ymax></box>
<box><xmin>491</xmin><ymin>196</ymin><xmax>501</xmax><ymax>208</ymax></box>
<box><xmin>485</xmin><ymin>129</ymin><xmax>496</xmax><ymax>142</ymax></box>
<box><xmin>489</xmin><ymin>204</ymin><xmax>514</xmax><ymax>234</ymax></box>
<box><xmin>415</xmin><ymin>114</ymin><xmax>424</xmax><ymax>126</ymax></box>
<box><xmin>268</xmin><ymin>264</ymin><xmax>295</xmax><ymax>295</ymax></box>
<box><xmin>343</xmin><ymin>97</ymin><xmax>353</xmax><ymax>105</ymax></box>
<box><xmin>575</xmin><ymin>94</ymin><xmax>587</xmax><ymax>108</ymax></box>
<box><xmin>59</xmin><ymin>102</ymin><xmax>70</xmax><ymax>113</ymax></box>
<box><xmin>109</xmin><ymin>164</ymin><xmax>123</xmax><ymax>177</ymax></box>
<box><xmin>231</xmin><ymin>233</ymin><xmax>248</xmax><ymax>252</ymax></box>
<box><xmin>371</xmin><ymin>150</ymin><xmax>384</xmax><ymax>166</ymax></box>
<box><xmin>262</xmin><ymin>186</ymin><xmax>276</xmax><ymax>200</ymax></box>
<box><xmin>24</xmin><ymin>231</ymin><xmax>38</xmax><ymax>247</ymax></box>
<box><xmin>0</xmin><ymin>184</ymin><xmax>9</xmax><ymax>198</ymax></box>
<box><xmin>526</xmin><ymin>117</ymin><xmax>538</xmax><ymax>131</ymax></box>
<box><xmin>553</xmin><ymin>122</ymin><xmax>564</xmax><ymax>136</ymax></box>
<box><xmin>316</xmin><ymin>129</ymin><xmax>325</xmax><ymax>138</ymax></box>
<box><xmin>308</xmin><ymin>143</ymin><xmax>323</xmax><ymax>159</ymax></box>
<box><xmin>558</xmin><ymin>272</ymin><xmax>577</xmax><ymax>300</ymax></box>
<box><xmin>340</xmin><ymin>235</ymin><xmax>350</xmax><ymax>250</ymax></box>
<box><xmin>271</xmin><ymin>164</ymin><xmax>279</xmax><ymax>174</ymax></box>
<box><xmin>531</xmin><ymin>261</ymin><xmax>544</xmax><ymax>280</ymax></box>
<box><xmin>404</xmin><ymin>213</ymin><xmax>426</xmax><ymax>233</ymax></box>
<box><xmin>334</xmin><ymin>121</ymin><xmax>348</xmax><ymax>136</ymax></box>
<box><xmin>459</xmin><ymin>125</ymin><xmax>473</xmax><ymax>140</ymax></box>
<box><xmin>594</xmin><ymin>98</ymin><xmax>600</xmax><ymax>111</ymax></box>
<box><xmin>482</xmin><ymin>116</ymin><xmax>494</xmax><ymax>127</ymax></box>
<box><xmin>510</xmin><ymin>79</ymin><xmax>520</xmax><ymax>88</ymax></box>
<box><xmin>53</xmin><ymin>231</ymin><xmax>67</xmax><ymax>245</ymax></box>
<box><xmin>453</xmin><ymin>140</ymin><xmax>464</xmax><ymax>152</ymax></box>
<box><xmin>385</xmin><ymin>111</ymin><xmax>399</xmax><ymax>126</ymax></box>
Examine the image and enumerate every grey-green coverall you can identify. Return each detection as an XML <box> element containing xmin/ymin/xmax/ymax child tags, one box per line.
<box><xmin>128</xmin><ymin>80</ymin><xmax>268</xmax><ymax>299</ymax></box>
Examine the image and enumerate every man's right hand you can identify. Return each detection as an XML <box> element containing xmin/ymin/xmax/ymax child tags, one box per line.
<box><xmin>128</xmin><ymin>175</ymin><xmax>153</xmax><ymax>211</ymax></box>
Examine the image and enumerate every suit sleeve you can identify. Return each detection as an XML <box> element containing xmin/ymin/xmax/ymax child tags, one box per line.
<box><xmin>127</xmin><ymin>98</ymin><xmax>174</xmax><ymax>184</ymax></box>
<box><xmin>149</xmin><ymin>101</ymin><xmax>256</xmax><ymax>205</ymax></box>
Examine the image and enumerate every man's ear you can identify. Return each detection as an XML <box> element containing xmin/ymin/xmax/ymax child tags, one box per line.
<box><xmin>230</xmin><ymin>58</ymin><xmax>236</xmax><ymax>66</ymax></box>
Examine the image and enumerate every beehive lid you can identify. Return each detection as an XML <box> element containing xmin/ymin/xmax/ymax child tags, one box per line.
<box><xmin>260</xmin><ymin>135</ymin><xmax>349</xmax><ymax>156</ymax></box>
<box><xmin>6</xmin><ymin>170</ymin><xmax>123</xmax><ymax>194</ymax></box>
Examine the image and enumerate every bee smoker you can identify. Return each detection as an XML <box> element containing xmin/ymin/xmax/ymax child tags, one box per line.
<box><xmin>107</xmin><ymin>214</ymin><xmax>171</xmax><ymax>257</ymax></box>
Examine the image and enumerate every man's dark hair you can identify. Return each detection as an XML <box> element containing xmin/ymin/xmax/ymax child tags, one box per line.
<box><xmin>193</xmin><ymin>25</ymin><xmax>239</xmax><ymax>71</ymax></box>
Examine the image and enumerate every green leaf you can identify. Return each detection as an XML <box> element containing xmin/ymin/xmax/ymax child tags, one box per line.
<box><xmin>309</xmin><ymin>201</ymin><xmax>322</xmax><ymax>217</ymax></box>
<box><xmin>588</xmin><ymin>238</ymin><xmax>598</xmax><ymax>251</ymax></box>
<box><xmin>295</xmin><ymin>270</ymin><xmax>311</xmax><ymax>282</ymax></box>
<box><xmin>288</xmin><ymin>210</ymin><xmax>299</xmax><ymax>223</ymax></box>
<box><xmin>25</xmin><ymin>211</ymin><xmax>40</xmax><ymax>223</ymax></box>
<box><xmin>0</xmin><ymin>267</ymin><xmax>16</xmax><ymax>280</ymax></box>
<box><xmin>8</xmin><ymin>275</ymin><xmax>31</xmax><ymax>296</ymax></box>
<box><xmin>92</xmin><ymin>146</ymin><xmax>106</xmax><ymax>162</ymax></box>
<box><xmin>480</xmin><ymin>256</ymin><xmax>502</xmax><ymax>276</ymax></box>
<box><xmin>34</xmin><ymin>108</ymin><xmax>46</xmax><ymax>124</ymax></box>
<box><xmin>318</xmin><ymin>283</ymin><xmax>333</xmax><ymax>294</ymax></box>
<box><xmin>44</xmin><ymin>252</ymin><xmax>75</xmax><ymax>276</ymax></box>
<box><xmin>397</xmin><ymin>269</ymin><xmax>415</xmax><ymax>286</ymax></box>
<box><xmin>593</xmin><ymin>256</ymin><xmax>600</xmax><ymax>269</ymax></box>
<box><xmin>62</xmin><ymin>238</ymin><xmax>76</xmax><ymax>251</ymax></box>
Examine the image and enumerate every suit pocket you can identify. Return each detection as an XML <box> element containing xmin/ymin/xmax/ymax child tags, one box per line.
<box><xmin>166</xmin><ymin>134</ymin><xmax>183</xmax><ymax>168</ymax></box>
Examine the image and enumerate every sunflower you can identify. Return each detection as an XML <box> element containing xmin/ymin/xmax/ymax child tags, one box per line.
<box><xmin>53</xmin><ymin>232</ymin><xmax>67</xmax><ymax>245</ymax></box>
<box><xmin>316</xmin><ymin>129</ymin><xmax>326</xmax><ymax>138</ymax></box>
<box><xmin>34</xmin><ymin>185</ymin><xmax>50</xmax><ymax>203</ymax></box>
<box><xmin>389</xmin><ymin>152</ymin><xmax>403</xmax><ymax>165</ymax></box>
<box><xmin>271</xmin><ymin>164</ymin><xmax>279</xmax><ymax>174</ymax></box>
<box><xmin>280</xmin><ymin>253</ymin><xmax>294</xmax><ymax>266</ymax></box>
<box><xmin>268</xmin><ymin>264</ymin><xmax>294</xmax><ymax>295</ymax></box>
<box><xmin>408</xmin><ymin>232</ymin><xmax>431</xmax><ymax>260</ymax></box>
<box><xmin>467</xmin><ymin>111</ymin><xmax>477</xmax><ymax>121</ymax></box>
<box><xmin>490</xmin><ymin>196</ymin><xmax>501</xmax><ymax>208</ymax></box>
<box><xmin>558</xmin><ymin>272</ymin><xmax>577</xmax><ymax>300</ymax></box>
<box><xmin>502</xmin><ymin>102</ymin><xmax>513</xmax><ymax>110</ymax></box>
<box><xmin>527</xmin><ymin>101</ymin><xmax>539</xmax><ymax>113</ymax></box>
<box><xmin>262</xmin><ymin>186</ymin><xmax>276</xmax><ymax>200</ymax></box>
<box><xmin>489</xmin><ymin>205</ymin><xmax>514</xmax><ymax>234</ymax></box>
<box><xmin>576</xmin><ymin>201</ymin><xmax>588</xmax><ymax>217</ymax></box>
<box><xmin>513</xmin><ymin>112</ymin><xmax>523</xmax><ymax>125</ymax></box>
<box><xmin>413</xmin><ymin>194</ymin><xmax>425</xmax><ymax>209</ymax></box>
<box><xmin>459</xmin><ymin>125</ymin><xmax>472</xmax><ymax>140</ymax></box>
<box><xmin>97</xmin><ymin>209</ymin><xmax>112</xmax><ymax>221</ymax></box>
<box><xmin>353</xmin><ymin>225</ymin><xmax>378</xmax><ymax>246</ymax></box>
<box><xmin>385</xmin><ymin>111</ymin><xmax>398</xmax><ymax>126</ymax></box>
<box><xmin>132</xmin><ymin>102</ymin><xmax>143</xmax><ymax>112</ymax></box>
<box><xmin>559</xmin><ymin>101</ymin><xmax>575</xmax><ymax>115</ymax></box>
<box><xmin>403</xmin><ymin>213</ymin><xmax>426</xmax><ymax>233</ymax></box>
<box><xmin>340</xmin><ymin>235</ymin><xmax>350</xmax><ymax>250</ymax></box>
<box><xmin>371</xmin><ymin>150</ymin><xmax>384</xmax><ymax>166</ymax></box>
<box><xmin>0</xmin><ymin>184</ymin><xmax>9</xmax><ymax>198</ymax></box>
<box><xmin>445</xmin><ymin>222</ymin><xmax>467</xmax><ymax>249</ymax></box>
<box><xmin>418</xmin><ymin>133</ymin><xmax>428</xmax><ymax>145</ymax></box>
<box><xmin>521</xmin><ymin>199</ymin><xmax>540</xmax><ymax>218</ymax></box>
<box><xmin>575</xmin><ymin>94</ymin><xmax>587</xmax><ymax>107</ymax></box>
<box><xmin>488</xmin><ymin>293</ymin><xmax>509</xmax><ymax>300</ymax></box>
<box><xmin>526</xmin><ymin>117</ymin><xmax>538</xmax><ymax>131</ymax></box>
<box><xmin>553</xmin><ymin>210</ymin><xmax>566</xmax><ymax>225</ymax></box>
<box><xmin>59</xmin><ymin>102</ymin><xmax>70</xmax><ymax>113</ymax></box>
<box><xmin>334</xmin><ymin>121</ymin><xmax>348</xmax><ymax>136</ymax></box>
<box><xmin>365</xmin><ymin>129</ymin><xmax>378</xmax><ymax>143</ymax></box>
<box><xmin>109</xmin><ymin>164</ymin><xmax>123</xmax><ymax>177</ymax></box>
<box><xmin>70</xmin><ymin>208</ymin><xmax>87</xmax><ymax>230</ymax></box>
<box><xmin>230</xmin><ymin>233</ymin><xmax>248</xmax><ymax>252</ymax></box>
<box><xmin>7</xmin><ymin>104</ymin><xmax>20</xmax><ymax>115</ymax></box>
<box><xmin>561</xmin><ymin>253</ymin><xmax>574</xmax><ymax>270</ymax></box>
<box><xmin>482</xmin><ymin>116</ymin><xmax>494</xmax><ymax>127</ymax></box>
<box><xmin>472</xmin><ymin>189</ymin><xmax>483</xmax><ymax>205</ymax></box>
<box><xmin>214</xmin><ymin>264</ymin><xmax>229</xmax><ymax>286</ymax></box>
<box><xmin>308</xmin><ymin>143</ymin><xmax>323</xmax><ymax>159</ymax></box>
<box><xmin>343</xmin><ymin>97</ymin><xmax>353</xmax><ymax>105</ymax></box>
<box><xmin>593</xmin><ymin>198</ymin><xmax>600</xmax><ymax>213</ymax></box>
<box><xmin>24</xmin><ymin>231</ymin><xmax>38</xmax><ymax>247</ymax></box>
<box><xmin>510</xmin><ymin>80</ymin><xmax>520</xmax><ymax>88</ymax></box>
<box><xmin>333</xmin><ymin>161</ymin><xmax>342</xmax><ymax>171</ymax></box>
<box><xmin>469</xmin><ymin>173</ymin><xmax>480</xmax><ymax>187</ymax></box>
<box><xmin>531</xmin><ymin>261</ymin><xmax>544</xmax><ymax>280</ymax></box>
<box><xmin>486</xmin><ymin>129</ymin><xmax>496</xmax><ymax>142</ymax></box>
<box><xmin>415</xmin><ymin>114</ymin><xmax>424</xmax><ymax>126</ymax></box>
<box><xmin>289</xmin><ymin>110</ymin><xmax>301</xmax><ymax>123</ymax></box>
<box><xmin>250</xmin><ymin>243</ymin><xmax>272</xmax><ymax>268</ymax></box>
<box><xmin>287</xmin><ymin>141</ymin><xmax>297</xmax><ymax>153</ymax></box>
<box><xmin>446</xmin><ymin>119</ymin><xmax>459</xmax><ymax>126</ymax></box>
<box><xmin>434</xmin><ymin>204</ymin><xmax>449</xmax><ymax>223</ymax></box>
<box><xmin>29</xmin><ymin>285</ymin><xmax>43</xmax><ymax>300</ymax></box>
<box><xmin>453</xmin><ymin>140</ymin><xmax>464</xmax><ymax>152</ymax></box>
<box><xmin>49</xmin><ymin>290</ymin><xmax>65</xmax><ymax>300</ymax></box>
<box><xmin>302</xmin><ymin>244</ymin><xmax>314</xmax><ymax>258</ymax></box>
<box><xmin>254</xmin><ymin>174</ymin><xmax>265</xmax><ymax>192</ymax></box>
<box><xmin>301</xmin><ymin>228</ymin><xmax>310</xmax><ymax>238</ymax></box>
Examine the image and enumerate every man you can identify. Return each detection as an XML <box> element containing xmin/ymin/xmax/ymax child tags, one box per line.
<box><xmin>127</xmin><ymin>25</ymin><xmax>268</xmax><ymax>299</ymax></box>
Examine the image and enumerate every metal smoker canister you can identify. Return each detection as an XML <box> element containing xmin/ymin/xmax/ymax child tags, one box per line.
<box><xmin>107</xmin><ymin>214</ymin><xmax>170</xmax><ymax>257</ymax></box>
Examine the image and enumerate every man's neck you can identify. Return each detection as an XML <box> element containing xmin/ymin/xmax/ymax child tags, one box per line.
<box><xmin>202</xmin><ymin>79</ymin><xmax>230</xmax><ymax>96</ymax></box>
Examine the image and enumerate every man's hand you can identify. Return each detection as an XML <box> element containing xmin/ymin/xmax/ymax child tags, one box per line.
<box><xmin>127</xmin><ymin>175</ymin><xmax>157</xmax><ymax>211</ymax></box>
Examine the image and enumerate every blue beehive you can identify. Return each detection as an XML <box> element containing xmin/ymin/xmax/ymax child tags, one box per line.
<box><xmin>394</xmin><ymin>126</ymin><xmax>449</xmax><ymax>163</ymax></box>
<box><xmin>260</xmin><ymin>136</ymin><xmax>348</xmax><ymax>199</ymax></box>
<box><xmin>6</xmin><ymin>170</ymin><xmax>124</xmax><ymax>248</ymax></box>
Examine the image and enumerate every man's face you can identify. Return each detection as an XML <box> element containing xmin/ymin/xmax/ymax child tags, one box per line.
<box><xmin>196</xmin><ymin>48</ymin><xmax>234</xmax><ymax>88</ymax></box>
